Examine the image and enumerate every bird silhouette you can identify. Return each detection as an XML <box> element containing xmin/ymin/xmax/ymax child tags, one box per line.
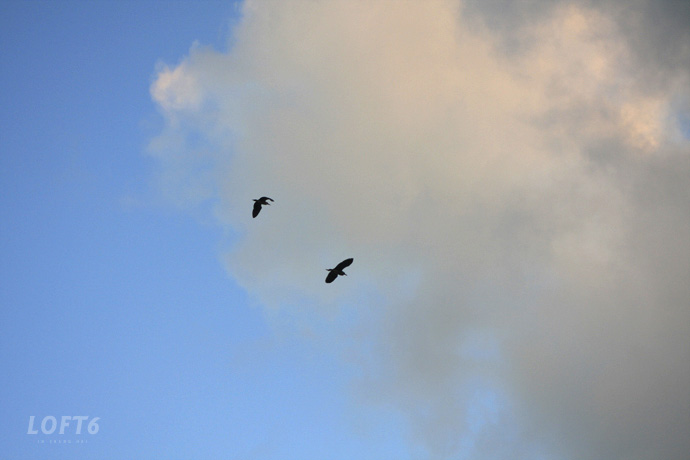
<box><xmin>325</xmin><ymin>258</ymin><xmax>353</xmax><ymax>283</ymax></box>
<box><xmin>252</xmin><ymin>196</ymin><xmax>274</xmax><ymax>218</ymax></box>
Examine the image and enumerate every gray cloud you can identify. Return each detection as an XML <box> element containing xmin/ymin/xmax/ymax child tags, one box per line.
<box><xmin>149</xmin><ymin>1</ymin><xmax>690</xmax><ymax>458</ymax></box>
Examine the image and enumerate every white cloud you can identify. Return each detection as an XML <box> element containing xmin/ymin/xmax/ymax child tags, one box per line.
<box><xmin>149</xmin><ymin>1</ymin><xmax>690</xmax><ymax>458</ymax></box>
<box><xmin>151</xmin><ymin>61</ymin><xmax>203</xmax><ymax>112</ymax></box>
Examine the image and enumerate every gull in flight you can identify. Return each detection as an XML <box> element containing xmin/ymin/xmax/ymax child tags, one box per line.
<box><xmin>325</xmin><ymin>258</ymin><xmax>353</xmax><ymax>283</ymax></box>
<box><xmin>252</xmin><ymin>196</ymin><xmax>274</xmax><ymax>218</ymax></box>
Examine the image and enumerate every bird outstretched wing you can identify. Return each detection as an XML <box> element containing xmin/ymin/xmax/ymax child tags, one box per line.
<box><xmin>334</xmin><ymin>258</ymin><xmax>354</xmax><ymax>272</ymax></box>
<box><xmin>325</xmin><ymin>270</ymin><xmax>339</xmax><ymax>283</ymax></box>
<box><xmin>252</xmin><ymin>200</ymin><xmax>262</xmax><ymax>218</ymax></box>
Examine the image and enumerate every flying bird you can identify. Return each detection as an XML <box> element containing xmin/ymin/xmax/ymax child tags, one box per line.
<box><xmin>252</xmin><ymin>196</ymin><xmax>274</xmax><ymax>218</ymax></box>
<box><xmin>325</xmin><ymin>258</ymin><xmax>353</xmax><ymax>283</ymax></box>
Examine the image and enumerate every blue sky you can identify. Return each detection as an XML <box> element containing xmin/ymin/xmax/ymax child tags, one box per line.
<box><xmin>2</xmin><ymin>1</ymin><xmax>689</xmax><ymax>460</ymax></box>
<box><xmin>0</xmin><ymin>1</ymin><xmax>403</xmax><ymax>459</ymax></box>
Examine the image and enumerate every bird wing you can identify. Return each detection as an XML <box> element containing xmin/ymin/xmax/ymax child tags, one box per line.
<box><xmin>263</xmin><ymin>197</ymin><xmax>274</xmax><ymax>202</ymax></box>
<box><xmin>252</xmin><ymin>200</ymin><xmax>262</xmax><ymax>218</ymax></box>
<box><xmin>334</xmin><ymin>258</ymin><xmax>354</xmax><ymax>271</ymax></box>
<box><xmin>325</xmin><ymin>270</ymin><xmax>338</xmax><ymax>283</ymax></box>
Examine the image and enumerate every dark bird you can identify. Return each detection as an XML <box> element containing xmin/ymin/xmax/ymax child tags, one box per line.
<box><xmin>252</xmin><ymin>196</ymin><xmax>274</xmax><ymax>218</ymax></box>
<box><xmin>325</xmin><ymin>258</ymin><xmax>353</xmax><ymax>283</ymax></box>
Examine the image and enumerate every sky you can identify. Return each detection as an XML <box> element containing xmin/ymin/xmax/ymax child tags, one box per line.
<box><xmin>1</xmin><ymin>1</ymin><xmax>689</xmax><ymax>459</ymax></box>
